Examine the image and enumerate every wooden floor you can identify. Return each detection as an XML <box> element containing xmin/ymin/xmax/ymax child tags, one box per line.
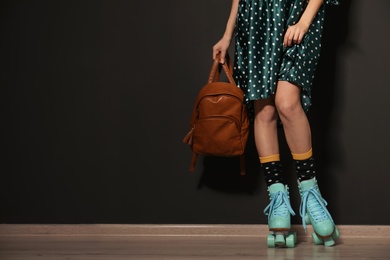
<box><xmin>1</xmin><ymin>225</ymin><xmax>390</xmax><ymax>259</ymax></box>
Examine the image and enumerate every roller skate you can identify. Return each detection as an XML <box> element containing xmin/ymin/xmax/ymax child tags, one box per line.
<box><xmin>264</xmin><ymin>183</ymin><xmax>297</xmax><ymax>248</ymax></box>
<box><xmin>298</xmin><ymin>178</ymin><xmax>340</xmax><ymax>247</ymax></box>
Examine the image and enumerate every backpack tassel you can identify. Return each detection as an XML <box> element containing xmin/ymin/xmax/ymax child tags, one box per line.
<box><xmin>183</xmin><ymin>127</ymin><xmax>194</xmax><ymax>145</ymax></box>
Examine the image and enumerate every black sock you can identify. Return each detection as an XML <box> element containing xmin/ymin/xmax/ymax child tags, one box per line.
<box><xmin>295</xmin><ymin>157</ymin><xmax>316</xmax><ymax>182</ymax></box>
<box><xmin>261</xmin><ymin>161</ymin><xmax>284</xmax><ymax>186</ymax></box>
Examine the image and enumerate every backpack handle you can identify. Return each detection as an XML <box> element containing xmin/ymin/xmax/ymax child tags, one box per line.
<box><xmin>208</xmin><ymin>53</ymin><xmax>236</xmax><ymax>85</ymax></box>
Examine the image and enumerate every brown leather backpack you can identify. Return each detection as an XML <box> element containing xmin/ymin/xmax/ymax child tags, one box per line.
<box><xmin>183</xmin><ymin>54</ymin><xmax>249</xmax><ymax>175</ymax></box>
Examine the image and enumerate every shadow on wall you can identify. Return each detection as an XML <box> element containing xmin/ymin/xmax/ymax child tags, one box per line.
<box><xmin>196</xmin><ymin>0</ymin><xmax>353</xmax><ymax>221</ymax></box>
<box><xmin>309</xmin><ymin>0</ymin><xmax>353</xmax><ymax>223</ymax></box>
<box><xmin>197</xmin><ymin>128</ymin><xmax>260</xmax><ymax>195</ymax></box>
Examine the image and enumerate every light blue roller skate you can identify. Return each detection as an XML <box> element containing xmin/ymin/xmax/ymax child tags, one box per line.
<box><xmin>298</xmin><ymin>178</ymin><xmax>340</xmax><ymax>247</ymax></box>
<box><xmin>264</xmin><ymin>183</ymin><xmax>297</xmax><ymax>248</ymax></box>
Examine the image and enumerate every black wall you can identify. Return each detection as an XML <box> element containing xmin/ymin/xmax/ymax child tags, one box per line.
<box><xmin>1</xmin><ymin>0</ymin><xmax>390</xmax><ymax>224</ymax></box>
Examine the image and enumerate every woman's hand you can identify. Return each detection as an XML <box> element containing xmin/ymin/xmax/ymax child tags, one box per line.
<box><xmin>283</xmin><ymin>0</ymin><xmax>323</xmax><ymax>47</ymax></box>
<box><xmin>283</xmin><ymin>22</ymin><xmax>309</xmax><ymax>47</ymax></box>
<box><xmin>213</xmin><ymin>37</ymin><xmax>231</xmax><ymax>64</ymax></box>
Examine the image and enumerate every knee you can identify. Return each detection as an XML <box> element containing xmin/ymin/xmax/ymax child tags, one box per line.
<box><xmin>275</xmin><ymin>99</ymin><xmax>301</xmax><ymax>120</ymax></box>
<box><xmin>254</xmin><ymin>105</ymin><xmax>278</xmax><ymax>125</ymax></box>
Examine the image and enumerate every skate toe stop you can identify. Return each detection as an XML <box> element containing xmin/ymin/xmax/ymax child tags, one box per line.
<box><xmin>324</xmin><ymin>239</ymin><xmax>335</xmax><ymax>247</ymax></box>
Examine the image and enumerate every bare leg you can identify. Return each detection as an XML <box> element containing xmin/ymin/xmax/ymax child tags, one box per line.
<box><xmin>255</xmin><ymin>97</ymin><xmax>297</xmax><ymax>248</ymax></box>
<box><xmin>253</xmin><ymin>98</ymin><xmax>279</xmax><ymax>157</ymax></box>
<box><xmin>275</xmin><ymin>80</ymin><xmax>311</xmax><ymax>154</ymax></box>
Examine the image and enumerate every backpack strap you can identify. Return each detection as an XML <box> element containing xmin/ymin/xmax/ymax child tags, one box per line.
<box><xmin>240</xmin><ymin>154</ymin><xmax>246</xmax><ymax>176</ymax></box>
<box><xmin>209</xmin><ymin>53</ymin><xmax>236</xmax><ymax>85</ymax></box>
<box><xmin>190</xmin><ymin>153</ymin><xmax>198</xmax><ymax>172</ymax></box>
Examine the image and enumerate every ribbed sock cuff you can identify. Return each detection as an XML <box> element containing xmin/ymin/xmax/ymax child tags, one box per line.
<box><xmin>292</xmin><ymin>148</ymin><xmax>313</xmax><ymax>161</ymax></box>
<box><xmin>259</xmin><ymin>154</ymin><xmax>280</xmax><ymax>164</ymax></box>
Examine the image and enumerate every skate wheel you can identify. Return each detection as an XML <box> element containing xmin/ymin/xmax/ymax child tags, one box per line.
<box><xmin>267</xmin><ymin>234</ymin><xmax>276</xmax><ymax>248</ymax></box>
<box><xmin>312</xmin><ymin>232</ymin><xmax>323</xmax><ymax>245</ymax></box>
<box><xmin>332</xmin><ymin>227</ymin><xmax>340</xmax><ymax>240</ymax></box>
<box><xmin>292</xmin><ymin>231</ymin><xmax>297</xmax><ymax>244</ymax></box>
<box><xmin>286</xmin><ymin>232</ymin><xmax>296</xmax><ymax>248</ymax></box>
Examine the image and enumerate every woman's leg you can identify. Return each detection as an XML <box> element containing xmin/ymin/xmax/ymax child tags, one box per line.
<box><xmin>275</xmin><ymin>80</ymin><xmax>316</xmax><ymax>180</ymax></box>
<box><xmin>253</xmin><ymin>98</ymin><xmax>279</xmax><ymax>157</ymax></box>
<box><xmin>253</xmin><ymin>98</ymin><xmax>284</xmax><ymax>185</ymax></box>
<box><xmin>254</xmin><ymin>97</ymin><xmax>297</xmax><ymax>248</ymax></box>
<box><xmin>274</xmin><ymin>80</ymin><xmax>311</xmax><ymax>154</ymax></box>
<box><xmin>275</xmin><ymin>80</ymin><xmax>339</xmax><ymax>246</ymax></box>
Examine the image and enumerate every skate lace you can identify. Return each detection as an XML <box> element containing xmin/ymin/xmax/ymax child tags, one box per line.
<box><xmin>300</xmin><ymin>187</ymin><xmax>335</xmax><ymax>232</ymax></box>
<box><xmin>264</xmin><ymin>191</ymin><xmax>295</xmax><ymax>221</ymax></box>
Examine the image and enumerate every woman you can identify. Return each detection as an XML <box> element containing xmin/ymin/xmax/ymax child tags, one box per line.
<box><xmin>213</xmin><ymin>0</ymin><xmax>340</xmax><ymax>247</ymax></box>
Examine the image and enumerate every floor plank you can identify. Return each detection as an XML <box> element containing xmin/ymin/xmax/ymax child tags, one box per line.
<box><xmin>1</xmin><ymin>225</ymin><xmax>390</xmax><ymax>259</ymax></box>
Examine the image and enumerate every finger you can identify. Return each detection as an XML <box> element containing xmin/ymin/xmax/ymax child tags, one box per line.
<box><xmin>284</xmin><ymin>29</ymin><xmax>293</xmax><ymax>47</ymax></box>
<box><xmin>296</xmin><ymin>33</ymin><xmax>304</xmax><ymax>45</ymax></box>
<box><xmin>219</xmin><ymin>51</ymin><xmax>226</xmax><ymax>64</ymax></box>
<box><xmin>283</xmin><ymin>33</ymin><xmax>289</xmax><ymax>47</ymax></box>
<box><xmin>292</xmin><ymin>30</ymin><xmax>298</xmax><ymax>44</ymax></box>
<box><xmin>286</xmin><ymin>35</ymin><xmax>293</xmax><ymax>47</ymax></box>
<box><xmin>212</xmin><ymin>47</ymin><xmax>219</xmax><ymax>60</ymax></box>
<box><xmin>293</xmin><ymin>34</ymin><xmax>299</xmax><ymax>45</ymax></box>
<box><xmin>291</xmin><ymin>29</ymin><xmax>299</xmax><ymax>45</ymax></box>
<box><xmin>283</xmin><ymin>30</ymin><xmax>289</xmax><ymax>47</ymax></box>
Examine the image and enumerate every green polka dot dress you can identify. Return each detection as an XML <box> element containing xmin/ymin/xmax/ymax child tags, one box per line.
<box><xmin>233</xmin><ymin>0</ymin><xmax>339</xmax><ymax>119</ymax></box>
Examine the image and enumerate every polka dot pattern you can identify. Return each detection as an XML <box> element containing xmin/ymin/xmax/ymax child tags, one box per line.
<box><xmin>233</xmin><ymin>0</ymin><xmax>339</xmax><ymax>121</ymax></box>
<box><xmin>295</xmin><ymin>157</ymin><xmax>316</xmax><ymax>181</ymax></box>
<box><xmin>261</xmin><ymin>161</ymin><xmax>284</xmax><ymax>186</ymax></box>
